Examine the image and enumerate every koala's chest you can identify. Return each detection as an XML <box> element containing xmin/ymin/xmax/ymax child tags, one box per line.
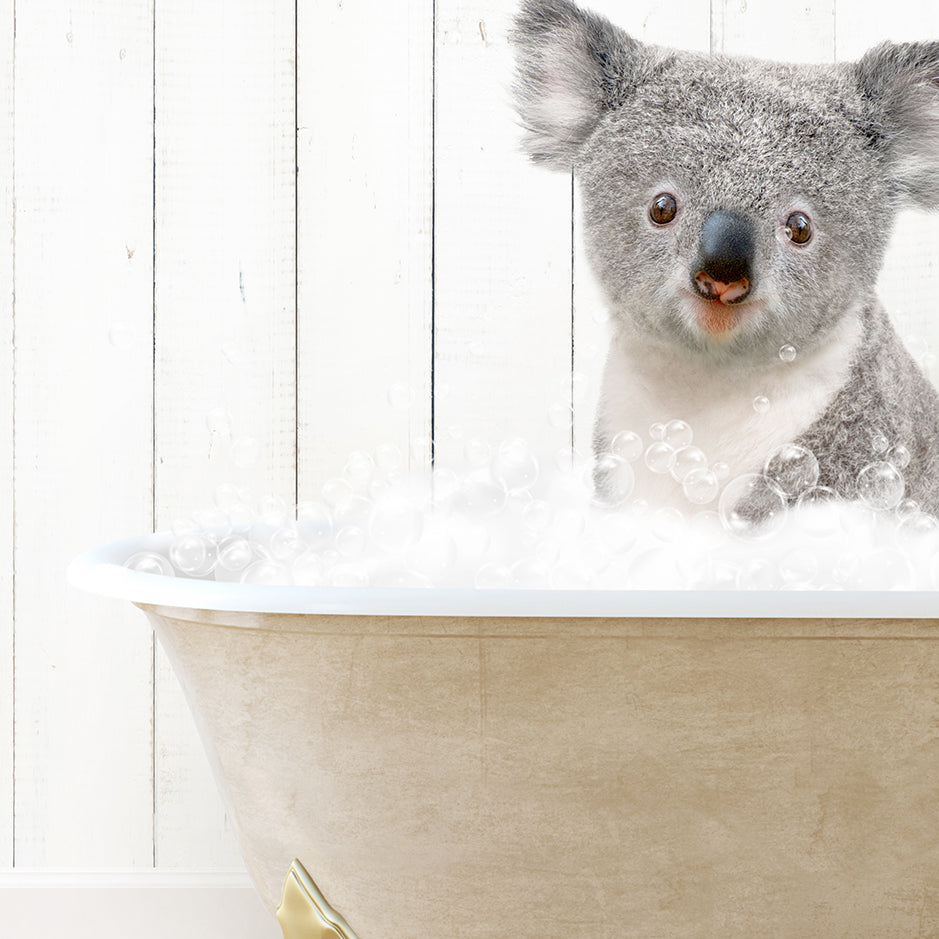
<box><xmin>596</xmin><ymin>323</ymin><xmax>860</xmax><ymax>507</ymax></box>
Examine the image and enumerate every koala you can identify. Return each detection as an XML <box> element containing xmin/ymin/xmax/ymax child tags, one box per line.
<box><xmin>511</xmin><ymin>0</ymin><xmax>939</xmax><ymax>518</ymax></box>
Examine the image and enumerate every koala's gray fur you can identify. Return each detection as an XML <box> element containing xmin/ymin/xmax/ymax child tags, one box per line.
<box><xmin>511</xmin><ymin>0</ymin><xmax>939</xmax><ymax>515</ymax></box>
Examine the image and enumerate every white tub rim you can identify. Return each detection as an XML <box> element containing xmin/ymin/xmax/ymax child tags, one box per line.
<box><xmin>67</xmin><ymin>531</ymin><xmax>939</xmax><ymax>619</ymax></box>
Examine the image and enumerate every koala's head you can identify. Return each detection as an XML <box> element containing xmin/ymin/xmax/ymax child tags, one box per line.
<box><xmin>511</xmin><ymin>0</ymin><xmax>939</xmax><ymax>367</ymax></box>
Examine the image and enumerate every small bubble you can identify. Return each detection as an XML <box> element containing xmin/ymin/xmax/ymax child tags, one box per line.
<box><xmin>124</xmin><ymin>551</ymin><xmax>174</xmax><ymax>577</ymax></box>
<box><xmin>857</xmin><ymin>461</ymin><xmax>905</xmax><ymax>511</ymax></box>
<box><xmin>683</xmin><ymin>468</ymin><xmax>719</xmax><ymax>505</ymax></box>
<box><xmin>241</xmin><ymin>559</ymin><xmax>290</xmax><ymax>585</ymax></box>
<box><xmin>374</xmin><ymin>443</ymin><xmax>404</xmax><ymax>476</ymax></box>
<box><xmin>763</xmin><ymin>443</ymin><xmax>819</xmax><ymax>498</ymax></box>
<box><xmin>292</xmin><ymin>551</ymin><xmax>324</xmax><ymax>586</ymax></box>
<box><xmin>610</xmin><ymin>430</ymin><xmax>643</xmax><ymax>462</ymax></box>
<box><xmin>663</xmin><ymin>419</ymin><xmax>693</xmax><ymax>449</ymax></box>
<box><xmin>169</xmin><ymin>532</ymin><xmax>216</xmax><ymax>576</ymax></box>
<box><xmin>592</xmin><ymin>453</ymin><xmax>635</xmax><ymax>507</ymax></box>
<box><xmin>670</xmin><ymin>446</ymin><xmax>707</xmax><ymax>482</ymax></box>
<box><xmin>216</xmin><ymin>537</ymin><xmax>254</xmax><ymax>572</ymax></box>
<box><xmin>711</xmin><ymin>461</ymin><xmax>730</xmax><ymax>481</ymax></box>
<box><xmin>752</xmin><ymin>395</ymin><xmax>771</xmax><ymax>415</ymax></box>
<box><xmin>870</xmin><ymin>431</ymin><xmax>889</xmax><ymax>454</ymax></box>
<box><xmin>270</xmin><ymin>524</ymin><xmax>304</xmax><ymax>561</ymax></box>
<box><xmin>887</xmin><ymin>444</ymin><xmax>911</xmax><ymax>469</ymax></box>
<box><xmin>649</xmin><ymin>422</ymin><xmax>666</xmax><ymax>441</ymax></box>
<box><xmin>778</xmin><ymin>343</ymin><xmax>797</xmax><ymax>363</ymax></box>
<box><xmin>644</xmin><ymin>441</ymin><xmax>675</xmax><ymax>474</ymax></box>
<box><xmin>895</xmin><ymin>497</ymin><xmax>920</xmax><ymax>521</ymax></box>
<box><xmin>718</xmin><ymin>474</ymin><xmax>788</xmax><ymax>539</ymax></box>
<box><xmin>322</xmin><ymin>477</ymin><xmax>354</xmax><ymax>508</ymax></box>
<box><xmin>343</xmin><ymin>450</ymin><xmax>375</xmax><ymax>490</ymax></box>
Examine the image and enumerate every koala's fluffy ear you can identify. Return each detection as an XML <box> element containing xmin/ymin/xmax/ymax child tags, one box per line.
<box><xmin>855</xmin><ymin>42</ymin><xmax>939</xmax><ymax>208</ymax></box>
<box><xmin>510</xmin><ymin>0</ymin><xmax>644</xmax><ymax>169</ymax></box>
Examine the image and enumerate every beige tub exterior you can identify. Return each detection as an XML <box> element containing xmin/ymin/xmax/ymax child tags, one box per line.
<box><xmin>139</xmin><ymin>602</ymin><xmax>939</xmax><ymax>938</ymax></box>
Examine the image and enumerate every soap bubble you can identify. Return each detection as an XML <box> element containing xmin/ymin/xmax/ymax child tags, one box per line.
<box><xmin>374</xmin><ymin>443</ymin><xmax>404</xmax><ymax>476</ymax></box>
<box><xmin>651</xmin><ymin>507</ymin><xmax>685</xmax><ymax>542</ymax></box>
<box><xmin>492</xmin><ymin>438</ymin><xmax>539</xmax><ymax>491</ymax></box>
<box><xmin>548</xmin><ymin>402</ymin><xmax>573</xmax><ymax>429</ymax></box>
<box><xmin>670</xmin><ymin>446</ymin><xmax>707</xmax><ymax>482</ymax></box>
<box><xmin>870</xmin><ymin>431</ymin><xmax>889</xmax><ymax>454</ymax></box>
<box><xmin>719</xmin><ymin>474</ymin><xmax>788</xmax><ymax>539</ymax></box>
<box><xmin>296</xmin><ymin>500</ymin><xmax>333</xmax><ymax>548</ymax></box>
<box><xmin>241</xmin><ymin>559</ymin><xmax>290</xmax><ymax>585</ymax></box>
<box><xmin>778</xmin><ymin>343</ymin><xmax>797</xmax><ymax>362</ymax></box>
<box><xmin>169</xmin><ymin>532</ymin><xmax>216</xmax><ymax>576</ymax></box>
<box><xmin>752</xmin><ymin>395</ymin><xmax>771</xmax><ymax>414</ymax></box>
<box><xmin>649</xmin><ymin>422</ymin><xmax>666</xmax><ymax>441</ymax></box>
<box><xmin>125</xmin><ymin>551</ymin><xmax>174</xmax><ymax>577</ymax></box>
<box><xmin>610</xmin><ymin>430</ymin><xmax>643</xmax><ymax>462</ymax></box>
<box><xmin>663</xmin><ymin>419</ymin><xmax>693</xmax><ymax>449</ymax></box>
<box><xmin>895</xmin><ymin>498</ymin><xmax>920</xmax><ymax>521</ymax></box>
<box><xmin>857</xmin><ymin>461</ymin><xmax>905</xmax><ymax>511</ymax></box>
<box><xmin>763</xmin><ymin>443</ymin><xmax>819</xmax><ymax>498</ymax></box>
<box><xmin>644</xmin><ymin>442</ymin><xmax>675</xmax><ymax>474</ymax></box>
<box><xmin>737</xmin><ymin>557</ymin><xmax>781</xmax><ymax>590</ymax></box>
<box><xmin>592</xmin><ymin>453</ymin><xmax>635</xmax><ymax>506</ymax></box>
<box><xmin>269</xmin><ymin>524</ymin><xmax>304</xmax><ymax>561</ymax></box>
<box><xmin>258</xmin><ymin>494</ymin><xmax>290</xmax><ymax>527</ymax></box>
<box><xmin>887</xmin><ymin>444</ymin><xmax>911</xmax><ymax>470</ymax></box>
<box><xmin>711</xmin><ymin>461</ymin><xmax>730</xmax><ymax>481</ymax></box>
<box><xmin>216</xmin><ymin>536</ymin><xmax>254</xmax><ymax>572</ymax></box>
<box><xmin>683</xmin><ymin>468</ymin><xmax>719</xmax><ymax>505</ymax></box>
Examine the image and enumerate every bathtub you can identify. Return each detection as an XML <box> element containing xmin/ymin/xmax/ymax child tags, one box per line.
<box><xmin>70</xmin><ymin>532</ymin><xmax>939</xmax><ymax>938</ymax></box>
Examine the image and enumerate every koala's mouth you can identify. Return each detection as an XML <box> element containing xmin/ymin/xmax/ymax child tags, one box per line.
<box><xmin>683</xmin><ymin>289</ymin><xmax>760</xmax><ymax>338</ymax></box>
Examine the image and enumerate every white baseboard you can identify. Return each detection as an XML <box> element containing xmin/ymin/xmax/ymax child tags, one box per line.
<box><xmin>0</xmin><ymin>871</ymin><xmax>282</xmax><ymax>939</ymax></box>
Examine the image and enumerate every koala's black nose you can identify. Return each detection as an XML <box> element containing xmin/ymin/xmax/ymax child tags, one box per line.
<box><xmin>693</xmin><ymin>210</ymin><xmax>755</xmax><ymax>304</ymax></box>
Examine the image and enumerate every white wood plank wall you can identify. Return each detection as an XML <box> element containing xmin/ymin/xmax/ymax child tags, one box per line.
<box><xmin>1</xmin><ymin>0</ymin><xmax>938</xmax><ymax>934</ymax></box>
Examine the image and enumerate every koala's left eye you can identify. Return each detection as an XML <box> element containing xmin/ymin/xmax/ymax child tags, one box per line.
<box><xmin>649</xmin><ymin>193</ymin><xmax>678</xmax><ymax>225</ymax></box>
<box><xmin>785</xmin><ymin>212</ymin><xmax>813</xmax><ymax>245</ymax></box>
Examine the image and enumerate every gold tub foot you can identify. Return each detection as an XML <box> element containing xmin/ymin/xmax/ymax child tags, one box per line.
<box><xmin>276</xmin><ymin>859</ymin><xmax>360</xmax><ymax>939</ymax></box>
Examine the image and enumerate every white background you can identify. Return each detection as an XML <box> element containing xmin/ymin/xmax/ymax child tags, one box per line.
<box><xmin>1</xmin><ymin>0</ymin><xmax>938</xmax><ymax>935</ymax></box>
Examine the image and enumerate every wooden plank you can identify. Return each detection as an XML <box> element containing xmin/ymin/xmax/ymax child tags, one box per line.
<box><xmin>433</xmin><ymin>0</ymin><xmax>572</xmax><ymax>469</ymax></box>
<box><xmin>835</xmin><ymin>0</ymin><xmax>939</xmax><ymax>391</ymax></box>
<box><xmin>0</xmin><ymin>0</ymin><xmax>12</xmax><ymax>871</ymax></box>
<box><xmin>13</xmin><ymin>1</ymin><xmax>154</xmax><ymax>866</ymax></box>
<box><xmin>153</xmin><ymin>0</ymin><xmax>296</xmax><ymax>868</ymax></box>
<box><xmin>297</xmin><ymin>0</ymin><xmax>434</xmax><ymax>490</ymax></box>
<box><xmin>571</xmin><ymin>0</ymin><xmax>713</xmax><ymax>457</ymax></box>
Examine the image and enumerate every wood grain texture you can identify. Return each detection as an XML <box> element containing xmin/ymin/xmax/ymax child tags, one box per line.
<box><xmin>152</xmin><ymin>0</ymin><xmax>297</xmax><ymax>869</ymax></box>
<box><xmin>12</xmin><ymin>0</ymin><xmax>155</xmax><ymax>866</ymax></box>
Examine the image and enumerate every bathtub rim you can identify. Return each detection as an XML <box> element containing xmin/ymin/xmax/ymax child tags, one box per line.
<box><xmin>67</xmin><ymin>531</ymin><xmax>939</xmax><ymax>619</ymax></box>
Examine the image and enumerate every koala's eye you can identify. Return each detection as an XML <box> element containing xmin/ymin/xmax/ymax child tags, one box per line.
<box><xmin>649</xmin><ymin>193</ymin><xmax>678</xmax><ymax>226</ymax></box>
<box><xmin>785</xmin><ymin>212</ymin><xmax>813</xmax><ymax>245</ymax></box>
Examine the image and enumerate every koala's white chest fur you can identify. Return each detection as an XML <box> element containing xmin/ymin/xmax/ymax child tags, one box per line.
<box><xmin>595</xmin><ymin>314</ymin><xmax>863</xmax><ymax>508</ymax></box>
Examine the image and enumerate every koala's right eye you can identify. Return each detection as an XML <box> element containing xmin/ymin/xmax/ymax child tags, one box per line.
<box><xmin>649</xmin><ymin>193</ymin><xmax>678</xmax><ymax>226</ymax></box>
